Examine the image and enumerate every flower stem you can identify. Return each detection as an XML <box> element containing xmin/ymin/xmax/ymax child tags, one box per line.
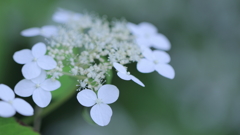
<box><xmin>60</xmin><ymin>72</ymin><xmax>86</xmax><ymax>80</ymax></box>
<box><xmin>33</xmin><ymin>106</ymin><xmax>42</xmax><ymax>132</ymax></box>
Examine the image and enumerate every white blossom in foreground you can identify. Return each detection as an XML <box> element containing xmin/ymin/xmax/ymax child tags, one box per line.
<box><xmin>113</xmin><ymin>63</ymin><xmax>145</xmax><ymax>87</ymax></box>
<box><xmin>127</xmin><ymin>22</ymin><xmax>171</xmax><ymax>51</ymax></box>
<box><xmin>137</xmin><ymin>49</ymin><xmax>175</xmax><ymax>79</ymax></box>
<box><xmin>52</xmin><ymin>9</ymin><xmax>82</xmax><ymax>23</ymax></box>
<box><xmin>13</xmin><ymin>42</ymin><xmax>57</xmax><ymax>79</ymax></box>
<box><xmin>21</xmin><ymin>25</ymin><xmax>57</xmax><ymax>38</ymax></box>
<box><xmin>77</xmin><ymin>85</ymin><xmax>119</xmax><ymax>126</ymax></box>
<box><xmin>0</xmin><ymin>84</ymin><xmax>33</xmax><ymax>117</ymax></box>
<box><xmin>14</xmin><ymin>70</ymin><xmax>61</xmax><ymax>108</ymax></box>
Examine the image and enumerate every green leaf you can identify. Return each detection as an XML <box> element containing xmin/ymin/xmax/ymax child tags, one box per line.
<box><xmin>0</xmin><ymin>117</ymin><xmax>39</xmax><ymax>135</ymax></box>
<box><xmin>51</xmin><ymin>75</ymin><xmax>77</xmax><ymax>100</ymax></box>
<box><xmin>82</xmin><ymin>107</ymin><xmax>96</xmax><ymax>125</ymax></box>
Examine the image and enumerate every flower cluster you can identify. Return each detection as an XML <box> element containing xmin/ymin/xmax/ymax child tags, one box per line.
<box><xmin>0</xmin><ymin>9</ymin><xmax>175</xmax><ymax>126</ymax></box>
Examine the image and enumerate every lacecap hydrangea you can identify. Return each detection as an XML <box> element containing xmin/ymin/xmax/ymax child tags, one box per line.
<box><xmin>0</xmin><ymin>9</ymin><xmax>175</xmax><ymax>127</ymax></box>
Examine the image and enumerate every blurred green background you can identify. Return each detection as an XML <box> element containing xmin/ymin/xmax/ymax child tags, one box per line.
<box><xmin>1</xmin><ymin>0</ymin><xmax>240</xmax><ymax>135</ymax></box>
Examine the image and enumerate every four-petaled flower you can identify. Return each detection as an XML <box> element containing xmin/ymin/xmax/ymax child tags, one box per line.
<box><xmin>127</xmin><ymin>22</ymin><xmax>171</xmax><ymax>51</ymax></box>
<box><xmin>113</xmin><ymin>62</ymin><xmax>145</xmax><ymax>87</ymax></box>
<box><xmin>137</xmin><ymin>49</ymin><xmax>175</xmax><ymax>79</ymax></box>
<box><xmin>13</xmin><ymin>42</ymin><xmax>57</xmax><ymax>79</ymax></box>
<box><xmin>77</xmin><ymin>84</ymin><xmax>119</xmax><ymax>126</ymax></box>
<box><xmin>0</xmin><ymin>84</ymin><xmax>33</xmax><ymax>117</ymax></box>
<box><xmin>14</xmin><ymin>70</ymin><xmax>61</xmax><ymax>108</ymax></box>
<box><xmin>21</xmin><ymin>25</ymin><xmax>57</xmax><ymax>38</ymax></box>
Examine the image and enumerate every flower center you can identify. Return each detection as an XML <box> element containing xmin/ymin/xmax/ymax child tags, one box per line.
<box><xmin>144</xmin><ymin>33</ymin><xmax>148</xmax><ymax>37</ymax></box>
<box><xmin>95</xmin><ymin>98</ymin><xmax>103</xmax><ymax>104</ymax></box>
<box><xmin>35</xmin><ymin>84</ymin><xmax>41</xmax><ymax>88</ymax></box>
<box><xmin>33</xmin><ymin>58</ymin><xmax>38</xmax><ymax>62</ymax></box>
<box><xmin>154</xmin><ymin>60</ymin><xmax>159</xmax><ymax>64</ymax></box>
<box><xmin>8</xmin><ymin>100</ymin><xmax>13</xmax><ymax>104</ymax></box>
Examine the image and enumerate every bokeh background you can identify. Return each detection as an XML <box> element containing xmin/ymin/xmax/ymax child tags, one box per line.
<box><xmin>1</xmin><ymin>0</ymin><xmax>240</xmax><ymax>135</ymax></box>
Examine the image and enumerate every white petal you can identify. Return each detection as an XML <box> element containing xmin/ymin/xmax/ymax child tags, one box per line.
<box><xmin>139</xmin><ymin>44</ymin><xmax>151</xmax><ymax>53</ymax></box>
<box><xmin>0</xmin><ymin>84</ymin><xmax>15</xmax><ymax>101</ymax></box>
<box><xmin>142</xmin><ymin>47</ymin><xmax>154</xmax><ymax>61</ymax></box>
<box><xmin>152</xmin><ymin>50</ymin><xmax>171</xmax><ymax>63</ymax></box>
<box><xmin>21</xmin><ymin>27</ymin><xmax>41</xmax><ymax>37</ymax></box>
<box><xmin>37</xmin><ymin>56</ymin><xmax>57</xmax><ymax>70</ymax></box>
<box><xmin>31</xmin><ymin>70</ymin><xmax>46</xmax><ymax>84</ymax></box>
<box><xmin>22</xmin><ymin>62</ymin><xmax>41</xmax><ymax>79</ymax></box>
<box><xmin>0</xmin><ymin>101</ymin><xmax>15</xmax><ymax>117</ymax></box>
<box><xmin>12</xmin><ymin>98</ymin><xmax>33</xmax><ymax>116</ymax></box>
<box><xmin>127</xmin><ymin>22</ymin><xmax>141</xmax><ymax>35</ymax></box>
<box><xmin>113</xmin><ymin>63</ymin><xmax>127</xmax><ymax>73</ymax></box>
<box><xmin>150</xmin><ymin>34</ymin><xmax>171</xmax><ymax>51</ymax></box>
<box><xmin>135</xmin><ymin>38</ymin><xmax>151</xmax><ymax>47</ymax></box>
<box><xmin>32</xmin><ymin>88</ymin><xmax>51</xmax><ymax>108</ymax></box>
<box><xmin>41</xmin><ymin>79</ymin><xmax>61</xmax><ymax>91</ymax></box>
<box><xmin>98</xmin><ymin>84</ymin><xmax>119</xmax><ymax>104</ymax></box>
<box><xmin>13</xmin><ymin>49</ymin><xmax>33</xmax><ymax>64</ymax></box>
<box><xmin>130</xmin><ymin>75</ymin><xmax>145</xmax><ymax>87</ymax></box>
<box><xmin>90</xmin><ymin>104</ymin><xmax>112</xmax><ymax>126</ymax></box>
<box><xmin>117</xmin><ymin>72</ymin><xmax>131</xmax><ymax>80</ymax></box>
<box><xmin>137</xmin><ymin>59</ymin><xmax>155</xmax><ymax>73</ymax></box>
<box><xmin>32</xmin><ymin>42</ymin><xmax>46</xmax><ymax>58</ymax></box>
<box><xmin>52</xmin><ymin>10</ymin><xmax>70</xmax><ymax>23</ymax></box>
<box><xmin>14</xmin><ymin>80</ymin><xmax>35</xmax><ymax>97</ymax></box>
<box><xmin>139</xmin><ymin>22</ymin><xmax>157</xmax><ymax>34</ymax></box>
<box><xmin>41</xmin><ymin>25</ymin><xmax>57</xmax><ymax>38</ymax></box>
<box><xmin>77</xmin><ymin>89</ymin><xmax>97</xmax><ymax>107</ymax></box>
<box><xmin>72</xmin><ymin>13</ymin><xmax>82</xmax><ymax>21</ymax></box>
<box><xmin>155</xmin><ymin>64</ymin><xmax>175</xmax><ymax>79</ymax></box>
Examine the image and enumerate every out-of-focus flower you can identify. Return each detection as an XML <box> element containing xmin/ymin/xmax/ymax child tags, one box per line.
<box><xmin>13</xmin><ymin>42</ymin><xmax>57</xmax><ymax>79</ymax></box>
<box><xmin>113</xmin><ymin>62</ymin><xmax>145</xmax><ymax>87</ymax></box>
<box><xmin>77</xmin><ymin>84</ymin><xmax>119</xmax><ymax>126</ymax></box>
<box><xmin>21</xmin><ymin>25</ymin><xmax>57</xmax><ymax>38</ymax></box>
<box><xmin>0</xmin><ymin>84</ymin><xmax>33</xmax><ymax>117</ymax></box>
<box><xmin>52</xmin><ymin>9</ymin><xmax>82</xmax><ymax>23</ymax></box>
<box><xmin>127</xmin><ymin>22</ymin><xmax>171</xmax><ymax>51</ymax></box>
<box><xmin>14</xmin><ymin>70</ymin><xmax>61</xmax><ymax>108</ymax></box>
<box><xmin>137</xmin><ymin>49</ymin><xmax>175</xmax><ymax>79</ymax></box>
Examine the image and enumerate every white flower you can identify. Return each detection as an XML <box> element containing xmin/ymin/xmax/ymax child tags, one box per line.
<box><xmin>127</xmin><ymin>22</ymin><xmax>171</xmax><ymax>51</ymax></box>
<box><xmin>137</xmin><ymin>49</ymin><xmax>175</xmax><ymax>79</ymax></box>
<box><xmin>113</xmin><ymin>62</ymin><xmax>145</xmax><ymax>87</ymax></box>
<box><xmin>14</xmin><ymin>70</ymin><xmax>61</xmax><ymax>108</ymax></box>
<box><xmin>52</xmin><ymin>9</ymin><xmax>82</xmax><ymax>23</ymax></box>
<box><xmin>77</xmin><ymin>85</ymin><xmax>119</xmax><ymax>126</ymax></box>
<box><xmin>21</xmin><ymin>25</ymin><xmax>57</xmax><ymax>37</ymax></box>
<box><xmin>13</xmin><ymin>42</ymin><xmax>57</xmax><ymax>79</ymax></box>
<box><xmin>0</xmin><ymin>84</ymin><xmax>33</xmax><ymax>117</ymax></box>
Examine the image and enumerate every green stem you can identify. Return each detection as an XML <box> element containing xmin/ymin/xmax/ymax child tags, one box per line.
<box><xmin>106</xmin><ymin>68</ymin><xmax>113</xmax><ymax>84</ymax></box>
<box><xmin>33</xmin><ymin>106</ymin><xmax>42</xmax><ymax>132</ymax></box>
<box><xmin>60</xmin><ymin>72</ymin><xmax>86</xmax><ymax>80</ymax></box>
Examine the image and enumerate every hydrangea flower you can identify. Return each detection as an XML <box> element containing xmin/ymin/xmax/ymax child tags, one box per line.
<box><xmin>52</xmin><ymin>9</ymin><xmax>82</xmax><ymax>23</ymax></box>
<box><xmin>77</xmin><ymin>84</ymin><xmax>119</xmax><ymax>126</ymax></box>
<box><xmin>13</xmin><ymin>42</ymin><xmax>57</xmax><ymax>79</ymax></box>
<box><xmin>14</xmin><ymin>70</ymin><xmax>61</xmax><ymax>108</ymax></box>
<box><xmin>127</xmin><ymin>22</ymin><xmax>171</xmax><ymax>51</ymax></box>
<box><xmin>21</xmin><ymin>25</ymin><xmax>57</xmax><ymax>38</ymax></box>
<box><xmin>113</xmin><ymin>62</ymin><xmax>145</xmax><ymax>87</ymax></box>
<box><xmin>137</xmin><ymin>49</ymin><xmax>175</xmax><ymax>79</ymax></box>
<box><xmin>0</xmin><ymin>84</ymin><xmax>33</xmax><ymax>117</ymax></box>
